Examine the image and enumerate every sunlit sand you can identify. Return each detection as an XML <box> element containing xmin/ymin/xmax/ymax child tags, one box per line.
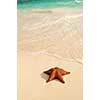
<box><xmin>18</xmin><ymin>7</ymin><xmax>82</xmax><ymax>100</ymax></box>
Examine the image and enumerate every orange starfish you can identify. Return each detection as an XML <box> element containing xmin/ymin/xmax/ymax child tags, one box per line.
<box><xmin>44</xmin><ymin>67</ymin><xmax>70</xmax><ymax>83</ymax></box>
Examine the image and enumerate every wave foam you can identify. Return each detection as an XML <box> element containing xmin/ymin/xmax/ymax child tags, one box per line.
<box><xmin>75</xmin><ymin>0</ymin><xmax>83</xmax><ymax>3</ymax></box>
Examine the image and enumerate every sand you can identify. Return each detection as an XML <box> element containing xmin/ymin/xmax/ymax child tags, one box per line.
<box><xmin>17</xmin><ymin>7</ymin><xmax>83</xmax><ymax>100</ymax></box>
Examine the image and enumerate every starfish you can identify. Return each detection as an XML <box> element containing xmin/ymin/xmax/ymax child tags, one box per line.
<box><xmin>44</xmin><ymin>67</ymin><xmax>70</xmax><ymax>83</ymax></box>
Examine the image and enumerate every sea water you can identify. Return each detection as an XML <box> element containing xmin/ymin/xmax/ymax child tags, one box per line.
<box><xmin>17</xmin><ymin>0</ymin><xmax>83</xmax><ymax>9</ymax></box>
<box><xmin>17</xmin><ymin>0</ymin><xmax>83</xmax><ymax>63</ymax></box>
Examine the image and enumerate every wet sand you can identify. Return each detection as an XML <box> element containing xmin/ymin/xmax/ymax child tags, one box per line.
<box><xmin>17</xmin><ymin>7</ymin><xmax>83</xmax><ymax>100</ymax></box>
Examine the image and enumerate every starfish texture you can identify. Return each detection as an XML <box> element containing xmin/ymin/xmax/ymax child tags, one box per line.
<box><xmin>44</xmin><ymin>67</ymin><xmax>70</xmax><ymax>83</ymax></box>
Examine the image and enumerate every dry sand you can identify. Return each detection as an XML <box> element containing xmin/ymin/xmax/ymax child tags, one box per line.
<box><xmin>17</xmin><ymin>7</ymin><xmax>83</xmax><ymax>100</ymax></box>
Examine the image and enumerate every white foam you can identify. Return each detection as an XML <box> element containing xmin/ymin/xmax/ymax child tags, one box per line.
<box><xmin>75</xmin><ymin>0</ymin><xmax>83</xmax><ymax>3</ymax></box>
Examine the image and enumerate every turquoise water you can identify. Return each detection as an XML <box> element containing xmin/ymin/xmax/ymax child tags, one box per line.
<box><xmin>17</xmin><ymin>0</ymin><xmax>83</xmax><ymax>9</ymax></box>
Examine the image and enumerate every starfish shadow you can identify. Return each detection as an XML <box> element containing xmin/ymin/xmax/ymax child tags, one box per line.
<box><xmin>40</xmin><ymin>72</ymin><xmax>65</xmax><ymax>83</ymax></box>
<box><xmin>40</xmin><ymin>72</ymin><xmax>49</xmax><ymax>81</ymax></box>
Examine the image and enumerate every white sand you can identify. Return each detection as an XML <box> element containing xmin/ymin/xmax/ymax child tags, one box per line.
<box><xmin>17</xmin><ymin>7</ymin><xmax>83</xmax><ymax>100</ymax></box>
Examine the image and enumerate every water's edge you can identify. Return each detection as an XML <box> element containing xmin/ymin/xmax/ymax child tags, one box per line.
<box><xmin>17</xmin><ymin>0</ymin><xmax>83</xmax><ymax>9</ymax></box>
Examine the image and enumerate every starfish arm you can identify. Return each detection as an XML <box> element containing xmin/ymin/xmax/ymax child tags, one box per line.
<box><xmin>61</xmin><ymin>71</ymin><xmax>70</xmax><ymax>76</ymax></box>
<box><xmin>47</xmin><ymin>70</ymin><xmax>56</xmax><ymax>83</ymax></box>
<box><xmin>66</xmin><ymin>71</ymin><xmax>70</xmax><ymax>74</ymax></box>
<box><xmin>58</xmin><ymin>68</ymin><xmax>70</xmax><ymax>75</ymax></box>
<box><xmin>57</xmin><ymin>71</ymin><xmax>65</xmax><ymax>83</ymax></box>
<box><xmin>44</xmin><ymin>68</ymin><xmax>54</xmax><ymax>75</ymax></box>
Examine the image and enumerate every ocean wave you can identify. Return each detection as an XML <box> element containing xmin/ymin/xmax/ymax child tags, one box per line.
<box><xmin>17</xmin><ymin>0</ymin><xmax>83</xmax><ymax>9</ymax></box>
<box><xmin>74</xmin><ymin>0</ymin><xmax>83</xmax><ymax>3</ymax></box>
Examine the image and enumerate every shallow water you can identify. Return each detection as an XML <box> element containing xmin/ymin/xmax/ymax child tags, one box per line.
<box><xmin>17</xmin><ymin>7</ymin><xmax>83</xmax><ymax>64</ymax></box>
<box><xmin>17</xmin><ymin>0</ymin><xmax>83</xmax><ymax>64</ymax></box>
<box><xmin>17</xmin><ymin>0</ymin><xmax>83</xmax><ymax>9</ymax></box>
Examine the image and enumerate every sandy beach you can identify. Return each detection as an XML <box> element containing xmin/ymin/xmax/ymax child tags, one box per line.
<box><xmin>17</xmin><ymin>7</ymin><xmax>83</xmax><ymax>100</ymax></box>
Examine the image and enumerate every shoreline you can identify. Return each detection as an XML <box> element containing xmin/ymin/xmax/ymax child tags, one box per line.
<box><xmin>18</xmin><ymin>6</ymin><xmax>83</xmax><ymax>100</ymax></box>
<box><xmin>17</xmin><ymin>7</ymin><xmax>82</xmax><ymax>18</ymax></box>
<box><xmin>18</xmin><ymin>7</ymin><xmax>82</xmax><ymax>61</ymax></box>
<box><xmin>17</xmin><ymin>6</ymin><xmax>83</xmax><ymax>11</ymax></box>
